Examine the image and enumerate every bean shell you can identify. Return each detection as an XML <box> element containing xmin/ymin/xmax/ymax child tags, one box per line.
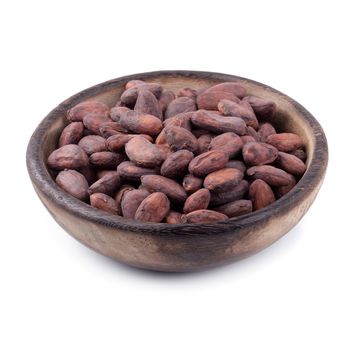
<box><xmin>215</xmin><ymin>200</ymin><xmax>253</xmax><ymax>218</ymax></box>
<box><xmin>67</xmin><ymin>101</ymin><xmax>110</xmax><ymax>122</ymax></box>
<box><xmin>160</xmin><ymin>150</ymin><xmax>194</xmax><ymax>178</ymax></box>
<box><xmin>189</xmin><ymin>150</ymin><xmax>229</xmax><ymax>177</ymax></box>
<box><xmin>134</xmin><ymin>192</ymin><xmax>170</xmax><ymax>222</ymax></box>
<box><xmin>141</xmin><ymin>175</ymin><xmax>187</xmax><ymax>203</ymax></box>
<box><xmin>56</xmin><ymin>169</ymin><xmax>89</xmax><ymax>201</ymax></box>
<box><xmin>181</xmin><ymin>210</ymin><xmax>228</xmax><ymax>223</ymax></box>
<box><xmin>249</xmin><ymin>179</ymin><xmax>276</xmax><ymax>210</ymax></box>
<box><xmin>58</xmin><ymin>122</ymin><xmax>84</xmax><ymax>147</ymax></box>
<box><xmin>204</xmin><ymin>168</ymin><xmax>243</xmax><ymax>193</ymax></box>
<box><xmin>125</xmin><ymin>136</ymin><xmax>163</xmax><ymax>168</ymax></box>
<box><xmin>183</xmin><ymin>188</ymin><xmax>211</xmax><ymax>214</ymax></box>
<box><xmin>47</xmin><ymin>144</ymin><xmax>89</xmax><ymax>170</ymax></box>
<box><xmin>90</xmin><ymin>193</ymin><xmax>118</xmax><ymax>214</ymax></box>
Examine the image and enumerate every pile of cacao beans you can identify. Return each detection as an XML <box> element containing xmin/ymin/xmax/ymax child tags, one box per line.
<box><xmin>47</xmin><ymin>79</ymin><xmax>306</xmax><ymax>224</ymax></box>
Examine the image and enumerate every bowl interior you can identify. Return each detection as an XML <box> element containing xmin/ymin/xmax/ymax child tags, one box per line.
<box><xmin>43</xmin><ymin>73</ymin><xmax>314</xmax><ymax>177</ymax></box>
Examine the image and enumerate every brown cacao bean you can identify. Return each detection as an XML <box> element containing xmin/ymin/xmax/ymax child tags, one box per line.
<box><xmin>246</xmin><ymin>165</ymin><xmax>294</xmax><ymax>186</ymax></box>
<box><xmin>115</xmin><ymin>185</ymin><xmax>135</xmax><ymax>215</ymax></box>
<box><xmin>209</xmin><ymin>132</ymin><xmax>243</xmax><ymax>158</ymax></box>
<box><xmin>191</xmin><ymin>110</ymin><xmax>247</xmax><ymax>135</ymax></box>
<box><xmin>164</xmin><ymin>126</ymin><xmax>199</xmax><ymax>153</ymax></box>
<box><xmin>141</xmin><ymin>175</ymin><xmax>187</xmax><ymax>203</ymax></box>
<box><xmin>158</xmin><ymin>90</ymin><xmax>176</xmax><ymax>113</ymax></box>
<box><xmin>242</xmin><ymin>141</ymin><xmax>279</xmax><ymax>165</ymax></box>
<box><xmin>277</xmin><ymin>152</ymin><xmax>307</xmax><ymax>176</ymax></box>
<box><xmin>258</xmin><ymin>122</ymin><xmax>276</xmax><ymax>142</ymax></box>
<box><xmin>134</xmin><ymin>89</ymin><xmax>162</xmax><ymax>120</ymax></box>
<box><xmin>121</xmin><ymin>189</ymin><xmax>150</xmax><ymax>219</ymax></box>
<box><xmin>196</xmin><ymin>82</ymin><xmax>246</xmax><ymax>110</ymax></box>
<box><xmin>166</xmin><ymin>211</ymin><xmax>182</xmax><ymax>224</ymax></box>
<box><xmin>181</xmin><ymin>210</ymin><xmax>228</xmax><ymax>223</ymax></box>
<box><xmin>160</xmin><ymin>150</ymin><xmax>194</xmax><ymax>178</ymax></box>
<box><xmin>218</xmin><ymin>99</ymin><xmax>259</xmax><ymax>129</ymax></box>
<box><xmin>78</xmin><ymin>135</ymin><xmax>107</xmax><ymax>155</ymax></box>
<box><xmin>266</xmin><ymin>133</ymin><xmax>303</xmax><ymax>152</ymax></box>
<box><xmin>165</xmin><ymin>97</ymin><xmax>197</xmax><ymax>119</ymax></box>
<box><xmin>88</xmin><ymin>171</ymin><xmax>121</xmax><ymax>195</ymax></box>
<box><xmin>106</xmin><ymin>133</ymin><xmax>152</xmax><ymax>152</ymax></box>
<box><xmin>215</xmin><ymin>199</ymin><xmax>253</xmax><ymax>218</ymax></box>
<box><xmin>119</xmin><ymin>110</ymin><xmax>163</xmax><ymax>136</ymax></box>
<box><xmin>183</xmin><ymin>188</ymin><xmax>211</xmax><ymax>214</ymax></box>
<box><xmin>90</xmin><ymin>193</ymin><xmax>118</xmax><ymax>214</ymax></box>
<box><xmin>125</xmin><ymin>136</ymin><xmax>163</xmax><ymax>168</ymax></box>
<box><xmin>67</xmin><ymin>101</ymin><xmax>110</xmax><ymax>122</ymax></box>
<box><xmin>110</xmin><ymin>106</ymin><xmax>130</xmax><ymax>121</ymax></box>
<box><xmin>89</xmin><ymin>151</ymin><xmax>124</xmax><ymax>169</ymax></box>
<box><xmin>58</xmin><ymin>122</ymin><xmax>84</xmax><ymax>147</ymax></box>
<box><xmin>117</xmin><ymin>161</ymin><xmax>159</xmax><ymax>181</ymax></box>
<box><xmin>134</xmin><ymin>192</ymin><xmax>170</xmax><ymax>223</ymax></box>
<box><xmin>47</xmin><ymin>144</ymin><xmax>89</xmax><ymax>170</ymax></box>
<box><xmin>56</xmin><ymin>169</ymin><xmax>89</xmax><ymax>201</ymax></box>
<box><xmin>188</xmin><ymin>150</ymin><xmax>229</xmax><ymax>177</ymax></box>
<box><xmin>210</xmin><ymin>180</ymin><xmax>249</xmax><ymax>206</ymax></box>
<box><xmin>243</xmin><ymin>96</ymin><xmax>276</xmax><ymax>118</ymax></box>
<box><xmin>99</xmin><ymin>121</ymin><xmax>128</xmax><ymax>138</ymax></box>
<box><xmin>249</xmin><ymin>179</ymin><xmax>276</xmax><ymax>210</ymax></box>
<box><xmin>204</xmin><ymin>168</ymin><xmax>243</xmax><ymax>193</ymax></box>
<box><xmin>182</xmin><ymin>174</ymin><xmax>203</xmax><ymax>194</ymax></box>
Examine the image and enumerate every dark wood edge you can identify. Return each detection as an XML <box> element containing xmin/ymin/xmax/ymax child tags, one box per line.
<box><xmin>26</xmin><ymin>70</ymin><xmax>328</xmax><ymax>236</ymax></box>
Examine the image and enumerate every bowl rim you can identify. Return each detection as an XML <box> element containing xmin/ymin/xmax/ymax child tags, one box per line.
<box><xmin>26</xmin><ymin>70</ymin><xmax>328</xmax><ymax>236</ymax></box>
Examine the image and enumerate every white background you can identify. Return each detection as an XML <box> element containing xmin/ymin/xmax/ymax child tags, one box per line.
<box><xmin>0</xmin><ymin>1</ymin><xmax>349</xmax><ymax>349</ymax></box>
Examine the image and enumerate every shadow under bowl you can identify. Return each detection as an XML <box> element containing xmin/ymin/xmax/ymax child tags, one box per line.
<box><xmin>26</xmin><ymin>70</ymin><xmax>328</xmax><ymax>272</ymax></box>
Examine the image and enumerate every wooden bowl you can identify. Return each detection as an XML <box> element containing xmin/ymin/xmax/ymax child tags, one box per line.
<box><xmin>26</xmin><ymin>71</ymin><xmax>328</xmax><ymax>272</ymax></box>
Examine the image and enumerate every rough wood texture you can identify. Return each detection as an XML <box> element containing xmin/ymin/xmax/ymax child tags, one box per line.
<box><xmin>26</xmin><ymin>71</ymin><xmax>328</xmax><ymax>272</ymax></box>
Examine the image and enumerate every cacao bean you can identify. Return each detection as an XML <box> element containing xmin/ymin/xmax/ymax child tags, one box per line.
<box><xmin>67</xmin><ymin>101</ymin><xmax>109</xmax><ymax>122</ymax></box>
<box><xmin>88</xmin><ymin>171</ymin><xmax>121</xmax><ymax>195</ymax></box>
<box><xmin>166</xmin><ymin>210</ymin><xmax>182</xmax><ymax>224</ymax></box>
<box><xmin>47</xmin><ymin>144</ymin><xmax>89</xmax><ymax>170</ymax></box>
<box><xmin>246</xmin><ymin>165</ymin><xmax>294</xmax><ymax>186</ymax></box>
<box><xmin>119</xmin><ymin>110</ymin><xmax>162</xmax><ymax>136</ymax></box>
<box><xmin>188</xmin><ymin>150</ymin><xmax>229</xmax><ymax>177</ymax></box>
<box><xmin>160</xmin><ymin>150</ymin><xmax>194</xmax><ymax>178</ymax></box>
<box><xmin>125</xmin><ymin>136</ymin><xmax>163</xmax><ymax>168</ymax></box>
<box><xmin>191</xmin><ymin>110</ymin><xmax>247</xmax><ymax>135</ymax></box>
<box><xmin>117</xmin><ymin>161</ymin><xmax>159</xmax><ymax>181</ymax></box>
<box><xmin>90</xmin><ymin>193</ymin><xmax>118</xmax><ymax>214</ymax></box>
<box><xmin>58</xmin><ymin>122</ymin><xmax>84</xmax><ymax>147</ymax></box>
<box><xmin>183</xmin><ymin>188</ymin><xmax>211</xmax><ymax>214</ymax></box>
<box><xmin>277</xmin><ymin>152</ymin><xmax>306</xmax><ymax>176</ymax></box>
<box><xmin>181</xmin><ymin>210</ymin><xmax>228</xmax><ymax>223</ymax></box>
<box><xmin>204</xmin><ymin>168</ymin><xmax>243</xmax><ymax>193</ymax></box>
<box><xmin>78</xmin><ymin>135</ymin><xmax>107</xmax><ymax>155</ymax></box>
<box><xmin>209</xmin><ymin>132</ymin><xmax>243</xmax><ymax>158</ymax></box>
<box><xmin>56</xmin><ymin>169</ymin><xmax>89</xmax><ymax>201</ymax></box>
<box><xmin>242</xmin><ymin>141</ymin><xmax>279</xmax><ymax>165</ymax></box>
<box><xmin>249</xmin><ymin>179</ymin><xmax>276</xmax><ymax>210</ymax></box>
<box><xmin>197</xmin><ymin>82</ymin><xmax>246</xmax><ymax>110</ymax></box>
<box><xmin>215</xmin><ymin>199</ymin><xmax>253</xmax><ymax>218</ymax></box>
<box><xmin>141</xmin><ymin>175</ymin><xmax>187</xmax><ymax>203</ymax></box>
<box><xmin>165</xmin><ymin>97</ymin><xmax>197</xmax><ymax>119</ymax></box>
<box><xmin>134</xmin><ymin>192</ymin><xmax>170</xmax><ymax>222</ymax></box>
<box><xmin>266</xmin><ymin>133</ymin><xmax>303</xmax><ymax>152</ymax></box>
<box><xmin>121</xmin><ymin>189</ymin><xmax>150</xmax><ymax>219</ymax></box>
<box><xmin>182</xmin><ymin>174</ymin><xmax>203</xmax><ymax>194</ymax></box>
<box><xmin>164</xmin><ymin>126</ymin><xmax>199</xmax><ymax>153</ymax></box>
